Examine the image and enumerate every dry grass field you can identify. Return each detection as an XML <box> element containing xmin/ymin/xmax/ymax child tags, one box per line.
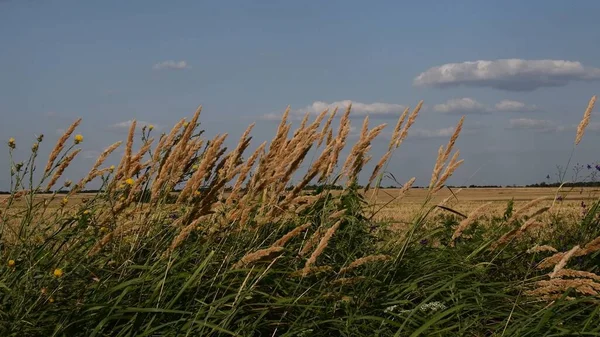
<box><xmin>2</xmin><ymin>96</ymin><xmax>599</xmax><ymax>335</ymax></box>
<box><xmin>4</xmin><ymin>186</ymin><xmax>598</xmax><ymax>223</ymax></box>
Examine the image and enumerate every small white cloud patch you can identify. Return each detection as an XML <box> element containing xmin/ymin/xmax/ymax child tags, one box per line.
<box><xmin>261</xmin><ymin>100</ymin><xmax>408</xmax><ymax>120</ymax></box>
<box><xmin>152</xmin><ymin>60</ymin><xmax>189</xmax><ymax>70</ymax></box>
<box><xmin>433</xmin><ymin>98</ymin><xmax>538</xmax><ymax>114</ymax></box>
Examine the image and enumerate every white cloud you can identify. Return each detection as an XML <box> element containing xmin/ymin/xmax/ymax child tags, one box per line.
<box><xmin>111</xmin><ymin>120</ymin><xmax>158</xmax><ymax>130</ymax></box>
<box><xmin>508</xmin><ymin>118</ymin><xmax>565</xmax><ymax>132</ymax></box>
<box><xmin>433</xmin><ymin>98</ymin><xmax>487</xmax><ymax>114</ymax></box>
<box><xmin>410</xmin><ymin>127</ymin><xmax>456</xmax><ymax>139</ymax></box>
<box><xmin>261</xmin><ymin>100</ymin><xmax>408</xmax><ymax>120</ymax></box>
<box><xmin>433</xmin><ymin>97</ymin><xmax>538</xmax><ymax>114</ymax></box>
<box><xmin>300</xmin><ymin>100</ymin><xmax>407</xmax><ymax>117</ymax></box>
<box><xmin>82</xmin><ymin>150</ymin><xmax>100</xmax><ymax>159</ymax></box>
<box><xmin>414</xmin><ymin>59</ymin><xmax>600</xmax><ymax>91</ymax></box>
<box><xmin>494</xmin><ymin>100</ymin><xmax>538</xmax><ymax>112</ymax></box>
<box><xmin>152</xmin><ymin>60</ymin><xmax>189</xmax><ymax>70</ymax></box>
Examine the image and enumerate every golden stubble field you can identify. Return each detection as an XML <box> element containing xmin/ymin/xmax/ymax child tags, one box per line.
<box><xmin>3</xmin><ymin>187</ymin><xmax>597</xmax><ymax>226</ymax></box>
<box><xmin>364</xmin><ymin>187</ymin><xmax>600</xmax><ymax>225</ymax></box>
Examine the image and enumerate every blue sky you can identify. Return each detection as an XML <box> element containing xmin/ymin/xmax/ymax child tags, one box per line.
<box><xmin>1</xmin><ymin>0</ymin><xmax>599</xmax><ymax>189</ymax></box>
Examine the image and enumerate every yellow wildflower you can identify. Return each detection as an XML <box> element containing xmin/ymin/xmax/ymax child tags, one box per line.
<box><xmin>61</xmin><ymin>197</ymin><xmax>68</xmax><ymax>206</ymax></box>
<box><xmin>109</xmin><ymin>165</ymin><xmax>115</xmax><ymax>172</ymax></box>
<box><xmin>53</xmin><ymin>268</ymin><xmax>63</xmax><ymax>278</ymax></box>
<box><xmin>99</xmin><ymin>227</ymin><xmax>109</xmax><ymax>234</ymax></box>
<box><xmin>192</xmin><ymin>164</ymin><xmax>199</xmax><ymax>170</ymax></box>
<box><xmin>8</xmin><ymin>137</ymin><xmax>15</xmax><ymax>149</ymax></box>
<box><xmin>148</xmin><ymin>124</ymin><xmax>154</xmax><ymax>131</ymax></box>
<box><xmin>194</xmin><ymin>190</ymin><xmax>201</xmax><ymax>197</ymax></box>
<box><xmin>7</xmin><ymin>259</ymin><xmax>15</xmax><ymax>267</ymax></box>
<box><xmin>74</xmin><ymin>134</ymin><xmax>83</xmax><ymax>144</ymax></box>
<box><xmin>48</xmin><ymin>297</ymin><xmax>55</xmax><ymax>303</ymax></box>
<box><xmin>125</xmin><ymin>178</ymin><xmax>134</xmax><ymax>186</ymax></box>
<box><xmin>83</xmin><ymin>210</ymin><xmax>91</xmax><ymax>215</ymax></box>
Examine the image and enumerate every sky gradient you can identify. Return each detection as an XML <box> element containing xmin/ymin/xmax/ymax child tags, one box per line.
<box><xmin>1</xmin><ymin>0</ymin><xmax>599</xmax><ymax>189</ymax></box>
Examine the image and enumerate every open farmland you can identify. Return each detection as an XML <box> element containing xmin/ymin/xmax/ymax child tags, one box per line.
<box><xmin>1</xmin><ymin>96</ymin><xmax>599</xmax><ymax>336</ymax></box>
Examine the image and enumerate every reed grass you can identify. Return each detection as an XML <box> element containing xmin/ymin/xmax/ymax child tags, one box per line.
<box><xmin>1</xmin><ymin>96</ymin><xmax>599</xmax><ymax>336</ymax></box>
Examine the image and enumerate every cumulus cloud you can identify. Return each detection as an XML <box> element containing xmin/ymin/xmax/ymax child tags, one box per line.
<box><xmin>433</xmin><ymin>98</ymin><xmax>487</xmax><ymax>114</ymax></box>
<box><xmin>111</xmin><ymin>120</ymin><xmax>158</xmax><ymax>130</ymax></box>
<box><xmin>261</xmin><ymin>100</ymin><xmax>408</xmax><ymax>121</ymax></box>
<box><xmin>414</xmin><ymin>59</ymin><xmax>600</xmax><ymax>91</ymax></box>
<box><xmin>82</xmin><ymin>150</ymin><xmax>101</xmax><ymax>159</ymax></box>
<box><xmin>433</xmin><ymin>98</ymin><xmax>538</xmax><ymax>114</ymax></box>
<box><xmin>494</xmin><ymin>100</ymin><xmax>538</xmax><ymax>112</ymax></box>
<box><xmin>152</xmin><ymin>60</ymin><xmax>189</xmax><ymax>70</ymax></box>
<box><xmin>298</xmin><ymin>100</ymin><xmax>408</xmax><ymax>118</ymax></box>
<box><xmin>508</xmin><ymin>118</ymin><xmax>565</xmax><ymax>132</ymax></box>
<box><xmin>410</xmin><ymin>127</ymin><xmax>456</xmax><ymax>139</ymax></box>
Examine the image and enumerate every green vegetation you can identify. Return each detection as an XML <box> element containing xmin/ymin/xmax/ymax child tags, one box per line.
<box><xmin>1</xmin><ymin>97</ymin><xmax>599</xmax><ymax>336</ymax></box>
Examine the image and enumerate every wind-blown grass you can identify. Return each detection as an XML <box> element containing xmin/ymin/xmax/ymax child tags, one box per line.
<box><xmin>1</xmin><ymin>96</ymin><xmax>599</xmax><ymax>336</ymax></box>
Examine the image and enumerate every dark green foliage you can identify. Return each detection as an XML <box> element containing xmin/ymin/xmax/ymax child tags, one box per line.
<box><xmin>2</xmin><ymin>186</ymin><xmax>600</xmax><ymax>336</ymax></box>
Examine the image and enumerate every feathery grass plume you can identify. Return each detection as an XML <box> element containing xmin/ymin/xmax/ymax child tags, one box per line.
<box><xmin>127</xmin><ymin>139</ymin><xmax>154</xmax><ymax>176</ymax></box>
<box><xmin>232</xmin><ymin>246</ymin><xmax>285</xmax><ymax>269</ymax></box>
<box><xmin>450</xmin><ymin>202</ymin><xmax>492</xmax><ymax>246</ymax></box>
<box><xmin>364</xmin><ymin>105</ymin><xmax>412</xmax><ymax>189</ymax></box>
<box><xmin>224</xmin><ymin>123</ymin><xmax>254</xmax><ymax>179</ymax></box>
<box><xmin>338</xmin><ymin>254</ymin><xmax>390</xmax><ymax>274</ymax></box>
<box><xmin>68</xmin><ymin>141</ymin><xmax>122</xmax><ymax>195</ymax></box>
<box><xmin>299</xmin><ymin>226</ymin><xmax>326</xmax><ymax>257</ymax></box>
<box><xmin>580</xmin><ymin>236</ymin><xmax>600</xmax><ymax>255</ymax></box>
<box><xmin>272</xmin><ymin>223</ymin><xmax>311</xmax><ymax>247</ymax></box>
<box><xmin>433</xmin><ymin>151</ymin><xmax>464</xmax><ymax>192</ymax></box>
<box><xmin>178</xmin><ymin>134</ymin><xmax>227</xmax><ymax>203</ymax></box>
<box><xmin>44</xmin><ymin>118</ymin><xmax>82</xmax><ymax>175</ymax></box>
<box><xmin>301</xmin><ymin>220</ymin><xmax>341</xmax><ymax>276</ymax></box>
<box><xmin>366</xmin><ymin>151</ymin><xmax>392</xmax><ymax>190</ymax></box>
<box><xmin>553</xmin><ymin>269</ymin><xmax>600</xmax><ymax>282</ymax></box>
<box><xmin>506</xmin><ymin>196</ymin><xmax>550</xmax><ymax>224</ymax></box>
<box><xmin>45</xmin><ymin>149</ymin><xmax>81</xmax><ymax>191</ymax></box>
<box><xmin>88</xmin><ymin>217</ymin><xmax>145</xmax><ymax>257</ymax></box>
<box><xmin>395</xmin><ymin>101</ymin><xmax>423</xmax><ymax>148</ymax></box>
<box><xmin>491</xmin><ymin>217</ymin><xmax>545</xmax><ymax>250</ymax></box>
<box><xmin>317</xmin><ymin>108</ymin><xmax>337</xmax><ymax>147</ymax></box>
<box><xmin>163</xmin><ymin>216</ymin><xmax>211</xmax><ymax>257</ymax></box>
<box><xmin>527</xmin><ymin>244</ymin><xmax>558</xmax><ymax>254</ymax></box>
<box><xmin>342</xmin><ymin>121</ymin><xmax>387</xmax><ymax>184</ymax></box>
<box><xmin>328</xmin><ymin>209</ymin><xmax>346</xmax><ymax>220</ymax></box>
<box><xmin>538</xmin><ymin>245</ymin><xmax>583</xmax><ymax>270</ymax></box>
<box><xmin>331</xmin><ymin>276</ymin><xmax>366</xmax><ymax>286</ymax></box>
<box><xmin>120</xmin><ymin>120</ymin><xmax>137</xmax><ymax>180</ymax></box>
<box><xmin>153</xmin><ymin>118</ymin><xmax>185</xmax><ymax>171</ymax></box>
<box><xmin>323</xmin><ymin>104</ymin><xmax>352</xmax><ymax>180</ymax></box>
<box><xmin>429</xmin><ymin>116</ymin><xmax>464</xmax><ymax>191</ymax></box>
<box><xmin>290</xmin><ymin>266</ymin><xmax>333</xmax><ymax>278</ymax></box>
<box><xmin>388</xmin><ymin>107</ymin><xmax>410</xmax><ymax>151</ymax></box>
<box><xmin>575</xmin><ymin>95</ymin><xmax>596</xmax><ymax>145</ymax></box>
<box><xmin>226</xmin><ymin>142</ymin><xmax>266</xmax><ymax>206</ymax></box>
<box><xmin>341</xmin><ymin>116</ymin><xmax>369</xmax><ymax>176</ymax></box>
<box><xmin>278</xmin><ymin>142</ymin><xmax>336</xmax><ymax>211</ymax></box>
<box><xmin>525</xmin><ymin>278</ymin><xmax>600</xmax><ymax>298</ymax></box>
